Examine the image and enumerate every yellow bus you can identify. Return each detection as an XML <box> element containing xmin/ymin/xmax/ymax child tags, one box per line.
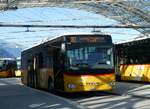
<box><xmin>21</xmin><ymin>33</ymin><xmax>115</xmax><ymax>92</ymax></box>
<box><xmin>0</xmin><ymin>58</ymin><xmax>17</xmax><ymax>77</ymax></box>
<box><xmin>115</xmin><ymin>37</ymin><xmax>150</xmax><ymax>82</ymax></box>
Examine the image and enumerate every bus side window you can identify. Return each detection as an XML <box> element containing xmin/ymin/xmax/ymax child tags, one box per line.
<box><xmin>38</xmin><ymin>52</ymin><xmax>43</xmax><ymax>68</ymax></box>
<box><xmin>53</xmin><ymin>48</ymin><xmax>62</xmax><ymax>69</ymax></box>
<box><xmin>27</xmin><ymin>59</ymin><xmax>32</xmax><ymax>70</ymax></box>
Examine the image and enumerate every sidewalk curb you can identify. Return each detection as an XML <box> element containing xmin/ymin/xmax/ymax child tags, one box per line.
<box><xmin>23</xmin><ymin>85</ymin><xmax>86</xmax><ymax>109</ymax></box>
<box><xmin>128</xmin><ymin>94</ymin><xmax>150</xmax><ymax>99</ymax></box>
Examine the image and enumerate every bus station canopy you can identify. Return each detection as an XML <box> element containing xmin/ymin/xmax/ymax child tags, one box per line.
<box><xmin>0</xmin><ymin>0</ymin><xmax>150</xmax><ymax>58</ymax></box>
<box><xmin>0</xmin><ymin>0</ymin><xmax>149</xmax><ymax>36</ymax></box>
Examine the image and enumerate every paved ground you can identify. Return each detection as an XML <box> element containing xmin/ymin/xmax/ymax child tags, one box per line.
<box><xmin>71</xmin><ymin>81</ymin><xmax>150</xmax><ymax>109</ymax></box>
<box><xmin>1</xmin><ymin>78</ymin><xmax>150</xmax><ymax>109</ymax></box>
<box><xmin>73</xmin><ymin>94</ymin><xmax>150</xmax><ymax>109</ymax></box>
<box><xmin>0</xmin><ymin>78</ymin><xmax>84</xmax><ymax>109</ymax></box>
<box><xmin>112</xmin><ymin>81</ymin><xmax>150</xmax><ymax>99</ymax></box>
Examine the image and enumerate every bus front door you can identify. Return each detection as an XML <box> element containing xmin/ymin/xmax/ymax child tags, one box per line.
<box><xmin>53</xmin><ymin>48</ymin><xmax>64</xmax><ymax>90</ymax></box>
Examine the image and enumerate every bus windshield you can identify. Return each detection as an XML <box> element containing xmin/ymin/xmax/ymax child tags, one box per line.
<box><xmin>66</xmin><ymin>45</ymin><xmax>113</xmax><ymax>70</ymax></box>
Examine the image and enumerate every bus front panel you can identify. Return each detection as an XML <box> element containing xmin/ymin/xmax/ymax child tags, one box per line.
<box><xmin>63</xmin><ymin>42</ymin><xmax>115</xmax><ymax>92</ymax></box>
<box><xmin>63</xmin><ymin>73</ymin><xmax>115</xmax><ymax>92</ymax></box>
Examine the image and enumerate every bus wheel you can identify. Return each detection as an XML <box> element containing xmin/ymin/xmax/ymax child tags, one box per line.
<box><xmin>48</xmin><ymin>78</ymin><xmax>54</xmax><ymax>92</ymax></box>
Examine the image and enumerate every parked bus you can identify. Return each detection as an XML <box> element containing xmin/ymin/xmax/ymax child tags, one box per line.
<box><xmin>21</xmin><ymin>33</ymin><xmax>115</xmax><ymax>92</ymax></box>
<box><xmin>0</xmin><ymin>58</ymin><xmax>17</xmax><ymax>77</ymax></box>
<box><xmin>115</xmin><ymin>37</ymin><xmax>150</xmax><ymax>82</ymax></box>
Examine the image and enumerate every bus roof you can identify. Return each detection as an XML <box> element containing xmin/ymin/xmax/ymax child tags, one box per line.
<box><xmin>0</xmin><ymin>58</ymin><xmax>16</xmax><ymax>61</ymax></box>
<box><xmin>116</xmin><ymin>36</ymin><xmax>150</xmax><ymax>45</ymax></box>
<box><xmin>23</xmin><ymin>32</ymin><xmax>111</xmax><ymax>51</ymax></box>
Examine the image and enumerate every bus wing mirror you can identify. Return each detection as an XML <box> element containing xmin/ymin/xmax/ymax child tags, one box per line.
<box><xmin>61</xmin><ymin>43</ymin><xmax>66</xmax><ymax>53</ymax></box>
<box><xmin>107</xmin><ymin>48</ymin><xmax>112</xmax><ymax>55</ymax></box>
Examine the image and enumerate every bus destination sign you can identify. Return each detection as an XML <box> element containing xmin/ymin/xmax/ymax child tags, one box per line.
<box><xmin>69</xmin><ymin>36</ymin><xmax>106</xmax><ymax>43</ymax></box>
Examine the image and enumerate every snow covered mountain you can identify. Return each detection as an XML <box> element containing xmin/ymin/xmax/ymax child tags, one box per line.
<box><xmin>0</xmin><ymin>39</ymin><xmax>22</xmax><ymax>58</ymax></box>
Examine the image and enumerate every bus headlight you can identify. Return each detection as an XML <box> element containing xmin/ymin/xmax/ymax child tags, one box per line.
<box><xmin>67</xmin><ymin>84</ymin><xmax>76</xmax><ymax>89</ymax></box>
<box><xmin>108</xmin><ymin>82</ymin><xmax>115</xmax><ymax>86</ymax></box>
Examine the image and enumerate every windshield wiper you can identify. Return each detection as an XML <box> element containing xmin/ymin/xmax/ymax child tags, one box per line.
<box><xmin>98</xmin><ymin>62</ymin><xmax>106</xmax><ymax>64</ymax></box>
<box><xmin>76</xmin><ymin>63</ymin><xmax>89</xmax><ymax>69</ymax></box>
<box><xmin>75</xmin><ymin>63</ymin><xmax>88</xmax><ymax>66</ymax></box>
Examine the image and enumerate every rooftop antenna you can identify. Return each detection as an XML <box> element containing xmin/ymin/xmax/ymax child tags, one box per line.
<box><xmin>91</xmin><ymin>27</ymin><xmax>101</xmax><ymax>33</ymax></box>
<box><xmin>25</xmin><ymin>27</ymin><xmax>35</xmax><ymax>32</ymax></box>
<box><xmin>25</xmin><ymin>27</ymin><xmax>30</xmax><ymax>32</ymax></box>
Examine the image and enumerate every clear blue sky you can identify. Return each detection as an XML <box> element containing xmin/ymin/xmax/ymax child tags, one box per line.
<box><xmin>0</xmin><ymin>7</ymin><xmax>140</xmax><ymax>49</ymax></box>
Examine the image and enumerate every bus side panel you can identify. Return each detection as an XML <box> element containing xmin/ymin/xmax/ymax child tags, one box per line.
<box><xmin>120</xmin><ymin>65</ymin><xmax>134</xmax><ymax>81</ymax></box>
<box><xmin>63</xmin><ymin>73</ymin><xmax>115</xmax><ymax>92</ymax></box>
<box><xmin>0</xmin><ymin>70</ymin><xmax>15</xmax><ymax>78</ymax></box>
<box><xmin>141</xmin><ymin>65</ymin><xmax>150</xmax><ymax>82</ymax></box>
<box><xmin>21</xmin><ymin>67</ymin><xmax>54</xmax><ymax>89</ymax></box>
<box><xmin>0</xmin><ymin>71</ymin><xmax>9</xmax><ymax>77</ymax></box>
<box><xmin>21</xmin><ymin>69</ymin><xmax>27</xmax><ymax>85</ymax></box>
<box><xmin>38</xmin><ymin>68</ymin><xmax>53</xmax><ymax>89</ymax></box>
<box><xmin>9</xmin><ymin>69</ymin><xmax>16</xmax><ymax>77</ymax></box>
<box><xmin>120</xmin><ymin>64</ymin><xmax>150</xmax><ymax>82</ymax></box>
<box><xmin>15</xmin><ymin>70</ymin><xmax>22</xmax><ymax>77</ymax></box>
